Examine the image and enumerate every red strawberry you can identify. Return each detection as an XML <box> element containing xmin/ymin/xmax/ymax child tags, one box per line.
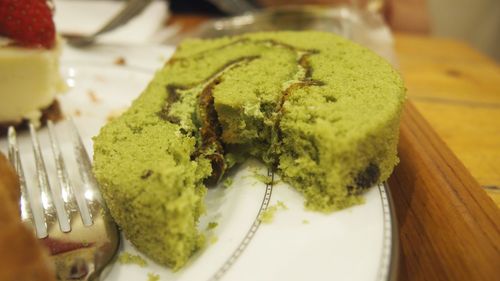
<box><xmin>0</xmin><ymin>0</ymin><xmax>56</xmax><ymax>49</ymax></box>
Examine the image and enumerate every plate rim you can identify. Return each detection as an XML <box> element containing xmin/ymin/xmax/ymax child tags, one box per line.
<box><xmin>381</xmin><ymin>182</ymin><xmax>399</xmax><ymax>281</ymax></box>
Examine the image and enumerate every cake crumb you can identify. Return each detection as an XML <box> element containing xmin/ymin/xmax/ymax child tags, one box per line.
<box><xmin>87</xmin><ymin>90</ymin><xmax>100</xmax><ymax>103</ymax></box>
<box><xmin>276</xmin><ymin>200</ymin><xmax>288</xmax><ymax>210</ymax></box>
<box><xmin>74</xmin><ymin>109</ymin><xmax>81</xmax><ymax>117</ymax></box>
<box><xmin>259</xmin><ymin>201</ymin><xmax>288</xmax><ymax>223</ymax></box>
<box><xmin>147</xmin><ymin>273</ymin><xmax>160</xmax><ymax>281</ymax></box>
<box><xmin>93</xmin><ymin>74</ymin><xmax>106</xmax><ymax>82</ymax></box>
<box><xmin>206</xmin><ymin>221</ymin><xmax>218</xmax><ymax>230</ymax></box>
<box><xmin>210</xmin><ymin>235</ymin><xmax>218</xmax><ymax>245</ymax></box>
<box><xmin>223</xmin><ymin>177</ymin><xmax>233</xmax><ymax>188</ymax></box>
<box><xmin>114</xmin><ymin>56</ymin><xmax>127</xmax><ymax>66</ymax></box>
<box><xmin>254</xmin><ymin>174</ymin><xmax>273</xmax><ymax>185</ymax></box>
<box><xmin>118</xmin><ymin>252</ymin><xmax>148</xmax><ymax>267</ymax></box>
<box><xmin>302</xmin><ymin>219</ymin><xmax>309</xmax><ymax>224</ymax></box>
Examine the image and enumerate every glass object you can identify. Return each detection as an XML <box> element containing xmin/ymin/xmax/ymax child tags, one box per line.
<box><xmin>189</xmin><ymin>5</ymin><xmax>396</xmax><ymax>65</ymax></box>
<box><xmin>208</xmin><ymin>0</ymin><xmax>386</xmax><ymax>14</ymax></box>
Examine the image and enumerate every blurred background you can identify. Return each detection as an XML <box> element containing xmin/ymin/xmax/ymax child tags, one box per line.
<box><xmin>53</xmin><ymin>0</ymin><xmax>500</xmax><ymax>61</ymax></box>
<box><xmin>51</xmin><ymin>0</ymin><xmax>500</xmax><ymax>205</ymax></box>
<box><xmin>169</xmin><ymin>0</ymin><xmax>500</xmax><ymax>61</ymax></box>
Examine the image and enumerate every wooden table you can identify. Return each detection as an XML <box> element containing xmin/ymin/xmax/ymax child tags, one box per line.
<box><xmin>391</xmin><ymin>33</ymin><xmax>500</xmax><ymax>281</ymax></box>
<box><xmin>395</xmin><ymin>33</ymin><xmax>500</xmax><ymax>206</ymax></box>
<box><xmin>171</xmin><ymin>15</ymin><xmax>500</xmax><ymax>280</ymax></box>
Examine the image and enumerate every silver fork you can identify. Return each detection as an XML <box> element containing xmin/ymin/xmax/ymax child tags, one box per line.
<box><xmin>7</xmin><ymin>120</ymin><xmax>119</xmax><ymax>281</ymax></box>
<box><xmin>63</xmin><ymin>0</ymin><xmax>153</xmax><ymax>47</ymax></box>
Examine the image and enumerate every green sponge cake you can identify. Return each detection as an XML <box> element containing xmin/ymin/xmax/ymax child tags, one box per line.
<box><xmin>92</xmin><ymin>31</ymin><xmax>405</xmax><ymax>269</ymax></box>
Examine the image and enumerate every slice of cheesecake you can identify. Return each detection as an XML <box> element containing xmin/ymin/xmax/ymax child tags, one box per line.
<box><xmin>0</xmin><ymin>0</ymin><xmax>66</xmax><ymax>133</ymax></box>
<box><xmin>0</xmin><ymin>38</ymin><xmax>65</xmax><ymax>131</ymax></box>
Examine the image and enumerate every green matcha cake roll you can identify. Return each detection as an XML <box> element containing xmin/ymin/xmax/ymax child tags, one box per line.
<box><xmin>92</xmin><ymin>31</ymin><xmax>405</xmax><ymax>269</ymax></box>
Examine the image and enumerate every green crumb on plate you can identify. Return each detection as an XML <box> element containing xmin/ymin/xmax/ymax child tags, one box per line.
<box><xmin>223</xmin><ymin>177</ymin><xmax>233</xmax><ymax>188</ymax></box>
<box><xmin>206</xmin><ymin>221</ymin><xmax>218</xmax><ymax>230</ymax></box>
<box><xmin>276</xmin><ymin>200</ymin><xmax>288</xmax><ymax>210</ymax></box>
<box><xmin>259</xmin><ymin>201</ymin><xmax>288</xmax><ymax>223</ymax></box>
<box><xmin>210</xmin><ymin>235</ymin><xmax>218</xmax><ymax>245</ymax></box>
<box><xmin>254</xmin><ymin>174</ymin><xmax>273</xmax><ymax>185</ymax></box>
<box><xmin>259</xmin><ymin>206</ymin><xmax>278</xmax><ymax>223</ymax></box>
<box><xmin>302</xmin><ymin>219</ymin><xmax>310</xmax><ymax>224</ymax></box>
<box><xmin>118</xmin><ymin>252</ymin><xmax>148</xmax><ymax>267</ymax></box>
<box><xmin>147</xmin><ymin>273</ymin><xmax>160</xmax><ymax>281</ymax></box>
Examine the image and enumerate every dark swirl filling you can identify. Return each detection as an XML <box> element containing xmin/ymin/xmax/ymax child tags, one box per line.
<box><xmin>159</xmin><ymin>56</ymin><xmax>259</xmax><ymax>185</ymax></box>
<box><xmin>157</xmin><ymin>40</ymin><xmax>344</xmax><ymax>186</ymax></box>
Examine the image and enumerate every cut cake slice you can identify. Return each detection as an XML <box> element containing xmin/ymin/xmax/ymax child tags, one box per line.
<box><xmin>92</xmin><ymin>31</ymin><xmax>405</xmax><ymax>269</ymax></box>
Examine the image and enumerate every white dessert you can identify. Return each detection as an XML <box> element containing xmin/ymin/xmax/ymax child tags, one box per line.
<box><xmin>0</xmin><ymin>37</ymin><xmax>66</xmax><ymax>127</ymax></box>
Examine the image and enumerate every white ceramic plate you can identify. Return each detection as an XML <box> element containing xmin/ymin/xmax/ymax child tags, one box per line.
<box><xmin>0</xmin><ymin>45</ymin><xmax>398</xmax><ymax>281</ymax></box>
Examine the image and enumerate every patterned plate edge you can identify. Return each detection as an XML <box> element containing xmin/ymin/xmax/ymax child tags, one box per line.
<box><xmin>377</xmin><ymin>182</ymin><xmax>400</xmax><ymax>281</ymax></box>
<box><xmin>206</xmin><ymin>176</ymin><xmax>398</xmax><ymax>281</ymax></box>
<box><xmin>207</xmin><ymin>169</ymin><xmax>275</xmax><ymax>281</ymax></box>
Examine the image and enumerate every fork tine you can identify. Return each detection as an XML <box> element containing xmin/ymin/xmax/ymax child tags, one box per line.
<box><xmin>6</xmin><ymin>127</ymin><xmax>31</xmax><ymax>221</ymax></box>
<box><xmin>8</xmin><ymin>126</ymin><xmax>48</xmax><ymax>238</ymax></box>
<box><xmin>47</xmin><ymin>121</ymin><xmax>73</xmax><ymax>205</ymax></box>
<box><xmin>48</xmin><ymin>120</ymin><xmax>93</xmax><ymax>227</ymax></box>
<box><xmin>29</xmin><ymin>123</ymin><xmax>71</xmax><ymax>233</ymax></box>
<box><xmin>69</xmin><ymin>118</ymin><xmax>95</xmax><ymax>224</ymax></box>
<box><xmin>6</xmin><ymin>122</ymin><xmax>120</xmax><ymax>280</ymax></box>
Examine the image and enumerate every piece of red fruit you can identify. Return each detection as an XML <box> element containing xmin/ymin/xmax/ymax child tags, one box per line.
<box><xmin>0</xmin><ymin>0</ymin><xmax>56</xmax><ymax>49</ymax></box>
